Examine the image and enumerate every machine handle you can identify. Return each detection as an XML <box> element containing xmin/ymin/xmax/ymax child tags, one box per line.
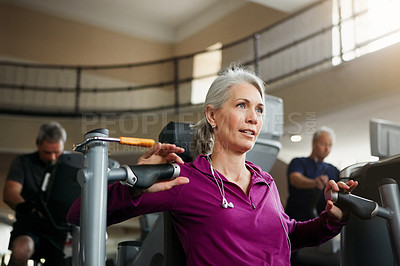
<box><xmin>121</xmin><ymin>163</ymin><xmax>180</xmax><ymax>189</ymax></box>
<box><xmin>74</xmin><ymin>136</ymin><xmax>155</xmax><ymax>153</ymax></box>
<box><xmin>325</xmin><ymin>189</ymin><xmax>379</xmax><ymax>219</ymax></box>
<box><xmin>119</xmin><ymin>137</ymin><xmax>155</xmax><ymax>147</ymax></box>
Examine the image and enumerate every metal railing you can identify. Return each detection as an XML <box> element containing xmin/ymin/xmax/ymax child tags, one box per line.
<box><xmin>1</xmin><ymin>0</ymin><xmax>399</xmax><ymax>117</ymax></box>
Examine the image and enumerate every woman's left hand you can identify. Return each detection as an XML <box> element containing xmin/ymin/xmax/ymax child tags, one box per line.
<box><xmin>325</xmin><ymin>179</ymin><xmax>358</xmax><ymax>221</ymax></box>
<box><xmin>137</xmin><ymin>142</ymin><xmax>185</xmax><ymax>165</ymax></box>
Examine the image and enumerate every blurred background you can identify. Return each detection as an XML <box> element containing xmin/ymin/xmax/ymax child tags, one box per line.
<box><xmin>1</xmin><ymin>0</ymin><xmax>400</xmax><ymax>263</ymax></box>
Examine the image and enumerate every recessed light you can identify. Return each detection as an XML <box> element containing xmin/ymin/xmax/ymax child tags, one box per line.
<box><xmin>290</xmin><ymin>135</ymin><xmax>302</xmax><ymax>142</ymax></box>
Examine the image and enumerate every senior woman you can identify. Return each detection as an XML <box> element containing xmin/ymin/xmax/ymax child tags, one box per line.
<box><xmin>67</xmin><ymin>65</ymin><xmax>357</xmax><ymax>265</ymax></box>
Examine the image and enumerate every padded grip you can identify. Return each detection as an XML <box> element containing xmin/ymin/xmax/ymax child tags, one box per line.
<box><xmin>128</xmin><ymin>163</ymin><xmax>180</xmax><ymax>189</ymax></box>
<box><xmin>119</xmin><ymin>137</ymin><xmax>155</xmax><ymax>147</ymax></box>
<box><xmin>325</xmin><ymin>189</ymin><xmax>378</xmax><ymax>219</ymax></box>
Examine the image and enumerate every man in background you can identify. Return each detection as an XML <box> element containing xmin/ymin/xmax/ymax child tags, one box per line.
<box><xmin>285</xmin><ymin>126</ymin><xmax>340</xmax><ymax>221</ymax></box>
<box><xmin>3</xmin><ymin>121</ymin><xmax>68</xmax><ymax>266</ymax></box>
<box><xmin>285</xmin><ymin>126</ymin><xmax>340</xmax><ymax>265</ymax></box>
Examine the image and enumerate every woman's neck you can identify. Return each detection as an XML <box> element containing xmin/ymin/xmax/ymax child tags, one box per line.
<box><xmin>209</xmin><ymin>150</ymin><xmax>247</xmax><ymax>183</ymax></box>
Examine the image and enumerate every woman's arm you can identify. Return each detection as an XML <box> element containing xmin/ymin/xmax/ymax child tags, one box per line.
<box><xmin>288</xmin><ymin>179</ymin><xmax>358</xmax><ymax>250</ymax></box>
<box><xmin>66</xmin><ymin>143</ymin><xmax>189</xmax><ymax>226</ymax></box>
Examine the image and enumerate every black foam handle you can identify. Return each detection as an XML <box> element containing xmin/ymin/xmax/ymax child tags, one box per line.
<box><xmin>326</xmin><ymin>190</ymin><xmax>378</xmax><ymax>219</ymax></box>
<box><xmin>128</xmin><ymin>164</ymin><xmax>179</xmax><ymax>189</ymax></box>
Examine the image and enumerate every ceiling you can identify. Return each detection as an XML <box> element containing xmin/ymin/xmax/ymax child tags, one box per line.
<box><xmin>5</xmin><ymin>0</ymin><xmax>319</xmax><ymax>43</ymax></box>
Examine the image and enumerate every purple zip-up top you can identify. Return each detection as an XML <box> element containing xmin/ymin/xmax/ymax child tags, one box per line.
<box><xmin>67</xmin><ymin>155</ymin><xmax>346</xmax><ymax>265</ymax></box>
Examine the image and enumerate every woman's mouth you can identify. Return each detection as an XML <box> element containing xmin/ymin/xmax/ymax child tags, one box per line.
<box><xmin>239</xmin><ymin>129</ymin><xmax>255</xmax><ymax>136</ymax></box>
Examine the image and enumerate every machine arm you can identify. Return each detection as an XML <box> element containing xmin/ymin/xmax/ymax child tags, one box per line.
<box><xmin>325</xmin><ymin>189</ymin><xmax>393</xmax><ymax>220</ymax></box>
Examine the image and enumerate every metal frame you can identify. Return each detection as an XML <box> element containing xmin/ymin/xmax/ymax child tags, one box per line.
<box><xmin>73</xmin><ymin>128</ymin><xmax>179</xmax><ymax>266</ymax></box>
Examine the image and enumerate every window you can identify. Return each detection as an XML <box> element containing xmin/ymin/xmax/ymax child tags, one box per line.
<box><xmin>333</xmin><ymin>0</ymin><xmax>400</xmax><ymax>65</ymax></box>
<box><xmin>191</xmin><ymin>43</ymin><xmax>222</xmax><ymax>104</ymax></box>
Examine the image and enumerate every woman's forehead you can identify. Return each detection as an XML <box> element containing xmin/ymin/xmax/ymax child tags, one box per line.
<box><xmin>226</xmin><ymin>83</ymin><xmax>263</xmax><ymax>101</ymax></box>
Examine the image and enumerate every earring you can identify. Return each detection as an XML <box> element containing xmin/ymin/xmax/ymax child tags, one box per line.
<box><xmin>212</xmin><ymin>125</ymin><xmax>216</xmax><ymax>129</ymax></box>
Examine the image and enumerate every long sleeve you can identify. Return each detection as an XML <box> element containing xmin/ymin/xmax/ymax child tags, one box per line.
<box><xmin>66</xmin><ymin>179</ymin><xmax>182</xmax><ymax>226</ymax></box>
<box><xmin>66</xmin><ymin>181</ymin><xmax>136</xmax><ymax>226</ymax></box>
<box><xmin>288</xmin><ymin>210</ymin><xmax>347</xmax><ymax>251</ymax></box>
<box><xmin>66</xmin><ymin>196</ymin><xmax>81</xmax><ymax>225</ymax></box>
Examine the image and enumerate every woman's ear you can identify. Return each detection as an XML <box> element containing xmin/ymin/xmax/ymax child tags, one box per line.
<box><xmin>205</xmin><ymin>105</ymin><xmax>216</xmax><ymax>127</ymax></box>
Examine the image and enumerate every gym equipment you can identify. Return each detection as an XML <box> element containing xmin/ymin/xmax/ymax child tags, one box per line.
<box><xmin>328</xmin><ymin>118</ymin><xmax>400</xmax><ymax>266</ymax></box>
<box><xmin>327</xmin><ymin>155</ymin><xmax>400</xmax><ymax>266</ymax></box>
<box><xmin>73</xmin><ymin>128</ymin><xmax>180</xmax><ymax>266</ymax></box>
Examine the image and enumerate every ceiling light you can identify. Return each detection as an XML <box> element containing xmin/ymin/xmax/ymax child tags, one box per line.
<box><xmin>290</xmin><ymin>135</ymin><xmax>302</xmax><ymax>142</ymax></box>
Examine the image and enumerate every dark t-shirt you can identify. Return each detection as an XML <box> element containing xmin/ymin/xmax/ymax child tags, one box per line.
<box><xmin>7</xmin><ymin>152</ymin><xmax>47</xmax><ymax>207</ymax></box>
<box><xmin>285</xmin><ymin>157</ymin><xmax>339</xmax><ymax>221</ymax></box>
<box><xmin>7</xmin><ymin>152</ymin><xmax>67</xmax><ymax>252</ymax></box>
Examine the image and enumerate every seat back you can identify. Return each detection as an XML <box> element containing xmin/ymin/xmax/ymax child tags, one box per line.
<box><xmin>40</xmin><ymin>152</ymin><xmax>120</xmax><ymax>230</ymax></box>
<box><xmin>40</xmin><ymin>152</ymin><xmax>83</xmax><ymax>231</ymax></box>
<box><xmin>158</xmin><ymin>121</ymin><xmax>195</xmax><ymax>163</ymax></box>
<box><xmin>158</xmin><ymin>121</ymin><xmax>193</xmax><ymax>266</ymax></box>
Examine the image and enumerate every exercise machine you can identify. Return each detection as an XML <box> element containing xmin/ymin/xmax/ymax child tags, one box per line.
<box><xmin>325</xmin><ymin>155</ymin><xmax>400</xmax><ymax>266</ymax></box>
<box><xmin>324</xmin><ymin>118</ymin><xmax>400</xmax><ymax>266</ymax></box>
<box><xmin>73</xmin><ymin>128</ymin><xmax>180</xmax><ymax>266</ymax></box>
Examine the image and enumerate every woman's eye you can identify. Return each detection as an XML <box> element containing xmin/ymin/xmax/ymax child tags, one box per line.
<box><xmin>256</xmin><ymin>108</ymin><xmax>263</xmax><ymax>114</ymax></box>
<box><xmin>237</xmin><ymin>103</ymin><xmax>245</xmax><ymax>108</ymax></box>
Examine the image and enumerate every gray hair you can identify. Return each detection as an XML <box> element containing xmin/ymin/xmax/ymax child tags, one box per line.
<box><xmin>36</xmin><ymin>121</ymin><xmax>67</xmax><ymax>145</ymax></box>
<box><xmin>192</xmin><ymin>64</ymin><xmax>265</xmax><ymax>156</ymax></box>
<box><xmin>313</xmin><ymin>126</ymin><xmax>335</xmax><ymax>144</ymax></box>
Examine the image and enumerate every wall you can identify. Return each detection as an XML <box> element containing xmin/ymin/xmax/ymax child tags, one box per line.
<box><xmin>0</xmin><ymin>2</ymin><xmax>287</xmax><ymax>153</ymax></box>
<box><xmin>172</xmin><ymin>3</ymin><xmax>287</xmax><ymax>98</ymax></box>
<box><xmin>269</xmin><ymin>42</ymin><xmax>400</xmax><ymax>118</ymax></box>
<box><xmin>0</xmin><ymin>2</ymin><xmax>287</xmax><ymax>121</ymax></box>
<box><xmin>174</xmin><ymin>3</ymin><xmax>286</xmax><ymax>56</ymax></box>
<box><xmin>0</xmin><ymin>4</ymin><xmax>173</xmax><ymax>65</ymax></box>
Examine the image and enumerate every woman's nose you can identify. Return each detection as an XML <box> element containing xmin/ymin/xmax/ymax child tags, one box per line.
<box><xmin>246</xmin><ymin>110</ymin><xmax>259</xmax><ymax>124</ymax></box>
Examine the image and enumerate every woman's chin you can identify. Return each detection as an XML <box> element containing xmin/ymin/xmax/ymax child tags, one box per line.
<box><xmin>239</xmin><ymin>143</ymin><xmax>256</xmax><ymax>154</ymax></box>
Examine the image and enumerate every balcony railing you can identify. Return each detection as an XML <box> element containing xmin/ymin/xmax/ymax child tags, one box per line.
<box><xmin>1</xmin><ymin>0</ymin><xmax>399</xmax><ymax>117</ymax></box>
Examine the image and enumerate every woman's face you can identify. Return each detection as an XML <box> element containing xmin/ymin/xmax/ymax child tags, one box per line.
<box><xmin>209</xmin><ymin>82</ymin><xmax>264</xmax><ymax>154</ymax></box>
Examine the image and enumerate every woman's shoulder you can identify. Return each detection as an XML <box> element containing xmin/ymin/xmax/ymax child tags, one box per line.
<box><xmin>179</xmin><ymin>161</ymin><xmax>195</xmax><ymax>173</ymax></box>
<box><xmin>179</xmin><ymin>155</ymin><xmax>211</xmax><ymax>178</ymax></box>
<box><xmin>180</xmin><ymin>154</ymin><xmax>202</xmax><ymax>170</ymax></box>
